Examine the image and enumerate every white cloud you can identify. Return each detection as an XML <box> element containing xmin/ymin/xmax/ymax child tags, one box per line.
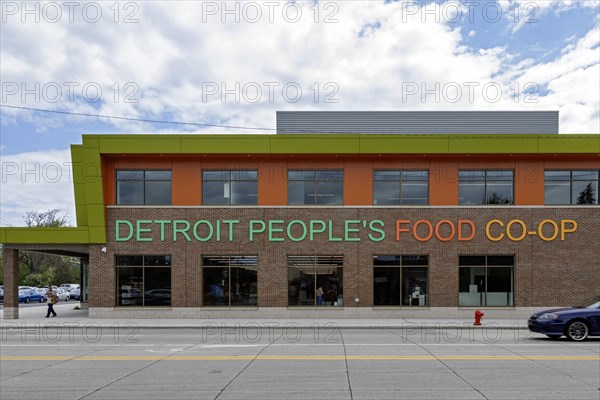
<box><xmin>0</xmin><ymin>149</ymin><xmax>75</xmax><ymax>227</ymax></box>
<box><xmin>1</xmin><ymin>1</ymin><xmax>598</xmax><ymax>132</ymax></box>
<box><xmin>0</xmin><ymin>1</ymin><xmax>599</xmax><ymax>226</ymax></box>
<box><xmin>498</xmin><ymin>21</ymin><xmax>600</xmax><ymax>133</ymax></box>
<box><xmin>498</xmin><ymin>0</ymin><xmax>600</xmax><ymax>33</ymax></box>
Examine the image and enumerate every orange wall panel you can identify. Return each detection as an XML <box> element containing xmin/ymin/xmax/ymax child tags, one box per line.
<box><xmin>515</xmin><ymin>160</ymin><xmax>544</xmax><ymax>205</ymax></box>
<box><xmin>345</xmin><ymin>160</ymin><xmax>373</xmax><ymax>205</ymax></box>
<box><xmin>430</xmin><ymin>160</ymin><xmax>458</xmax><ymax>205</ymax></box>
<box><xmin>258</xmin><ymin>161</ymin><xmax>287</xmax><ymax>205</ymax></box>
<box><xmin>113</xmin><ymin>157</ymin><xmax>174</xmax><ymax>169</ymax></box>
<box><xmin>544</xmin><ymin>157</ymin><xmax>600</xmax><ymax>169</ymax></box>
<box><xmin>173</xmin><ymin>160</ymin><xmax>201</xmax><ymax>205</ymax></box>
<box><xmin>102</xmin><ymin>158</ymin><xmax>115</xmax><ymax>206</ymax></box>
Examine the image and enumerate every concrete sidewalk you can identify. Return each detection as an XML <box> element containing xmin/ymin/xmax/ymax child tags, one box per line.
<box><xmin>1</xmin><ymin>303</ymin><xmax>529</xmax><ymax>329</ymax></box>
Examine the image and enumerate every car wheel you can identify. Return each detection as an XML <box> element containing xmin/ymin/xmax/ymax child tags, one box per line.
<box><xmin>566</xmin><ymin>321</ymin><xmax>589</xmax><ymax>341</ymax></box>
<box><xmin>546</xmin><ymin>335</ymin><xmax>561</xmax><ymax>340</ymax></box>
<box><xmin>65</xmin><ymin>296</ymin><xmax>69</xmax><ymax>302</ymax></box>
<box><xmin>25</xmin><ymin>297</ymin><xmax>30</xmax><ymax>303</ymax></box>
<box><xmin>39</xmin><ymin>297</ymin><xmax>44</xmax><ymax>303</ymax></box>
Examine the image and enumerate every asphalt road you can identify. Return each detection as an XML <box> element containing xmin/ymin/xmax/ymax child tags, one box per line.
<box><xmin>1</xmin><ymin>327</ymin><xmax>598</xmax><ymax>400</ymax></box>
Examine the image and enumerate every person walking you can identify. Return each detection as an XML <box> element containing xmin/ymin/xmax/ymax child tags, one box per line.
<box><xmin>316</xmin><ymin>286</ymin><xmax>324</xmax><ymax>306</ymax></box>
<box><xmin>45</xmin><ymin>287</ymin><xmax>58</xmax><ymax>317</ymax></box>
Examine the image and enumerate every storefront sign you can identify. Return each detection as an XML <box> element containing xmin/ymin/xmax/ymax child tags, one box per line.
<box><xmin>115</xmin><ymin>218</ymin><xmax>577</xmax><ymax>243</ymax></box>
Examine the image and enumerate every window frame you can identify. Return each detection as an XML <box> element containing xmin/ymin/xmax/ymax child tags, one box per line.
<box><xmin>201</xmin><ymin>255</ymin><xmax>258</xmax><ymax>307</ymax></box>
<box><xmin>372</xmin><ymin>170</ymin><xmax>429</xmax><ymax>205</ymax></box>
<box><xmin>458</xmin><ymin>170</ymin><xmax>514</xmax><ymax>205</ymax></box>
<box><xmin>544</xmin><ymin>170</ymin><xmax>600</xmax><ymax>205</ymax></box>
<box><xmin>115</xmin><ymin>255</ymin><xmax>172</xmax><ymax>307</ymax></box>
<box><xmin>287</xmin><ymin>170</ymin><xmax>344</xmax><ymax>205</ymax></box>
<box><xmin>202</xmin><ymin>170</ymin><xmax>258</xmax><ymax>206</ymax></box>
<box><xmin>458</xmin><ymin>255</ymin><xmax>515</xmax><ymax>307</ymax></box>
<box><xmin>287</xmin><ymin>255</ymin><xmax>344</xmax><ymax>307</ymax></box>
<box><xmin>373</xmin><ymin>255</ymin><xmax>429</xmax><ymax>307</ymax></box>
<box><xmin>116</xmin><ymin>170</ymin><xmax>172</xmax><ymax>205</ymax></box>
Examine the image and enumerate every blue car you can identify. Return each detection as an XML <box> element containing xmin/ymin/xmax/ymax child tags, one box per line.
<box><xmin>70</xmin><ymin>288</ymin><xmax>81</xmax><ymax>300</ymax></box>
<box><xmin>18</xmin><ymin>289</ymin><xmax>47</xmax><ymax>303</ymax></box>
<box><xmin>528</xmin><ymin>296</ymin><xmax>600</xmax><ymax>341</ymax></box>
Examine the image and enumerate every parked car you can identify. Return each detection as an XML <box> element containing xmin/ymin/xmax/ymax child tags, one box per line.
<box><xmin>18</xmin><ymin>289</ymin><xmax>46</xmax><ymax>303</ymax></box>
<box><xmin>54</xmin><ymin>288</ymin><xmax>70</xmax><ymax>302</ymax></box>
<box><xmin>528</xmin><ymin>296</ymin><xmax>600</xmax><ymax>341</ymax></box>
<box><xmin>70</xmin><ymin>288</ymin><xmax>81</xmax><ymax>300</ymax></box>
<box><xmin>0</xmin><ymin>287</ymin><xmax>4</xmax><ymax>303</ymax></box>
<box><xmin>144</xmin><ymin>289</ymin><xmax>171</xmax><ymax>305</ymax></box>
<box><xmin>38</xmin><ymin>286</ymin><xmax>58</xmax><ymax>294</ymax></box>
<box><xmin>60</xmin><ymin>284</ymin><xmax>80</xmax><ymax>292</ymax></box>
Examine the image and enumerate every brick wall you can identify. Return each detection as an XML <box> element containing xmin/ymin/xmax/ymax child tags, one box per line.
<box><xmin>89</xmin><ymin>207</ymin><xmax>600</xmax><ymax>309</ymax></box>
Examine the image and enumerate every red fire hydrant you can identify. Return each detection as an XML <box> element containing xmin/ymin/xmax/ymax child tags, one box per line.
<box><xmin>474</xmin><ymin>310</ymin><xmax>484</xmax><ymax>326</ymax></box>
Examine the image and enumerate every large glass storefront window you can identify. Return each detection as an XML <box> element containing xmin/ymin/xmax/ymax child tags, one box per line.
<box><xmin>373</xmin><ymin>255</ymin><xmax>428</xmax><ymax>306</ymax></box>
<box><xmin>288</xmin><ymin>256</ymin><xmax>343</xmax><ymax>306</ymax></box>
<box><xmin>459</xmin><ymin>255</ymin><xmax>514</xmax><ymax>306</ymax></box>
<box><xmin>202</xmin><ymin>256</ymin><xmax>257</xmax><ymax>306</ymax></box>
<box><xmin>116</xmin><ymin>255</ymin><xmax>171</xmax><ymax>306</ymax></box>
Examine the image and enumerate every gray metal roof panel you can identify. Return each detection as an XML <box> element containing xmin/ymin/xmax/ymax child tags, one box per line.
<box><xmin>276</xmin><ymin>111</ymin><xmax>559</xmax><ymax>134</ymax></box>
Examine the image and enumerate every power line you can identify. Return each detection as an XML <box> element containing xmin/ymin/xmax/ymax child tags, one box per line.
<box><xmin>0</xmin><ymin>104</ymin><xmax>276</xmax><ymax>131</ymax></box>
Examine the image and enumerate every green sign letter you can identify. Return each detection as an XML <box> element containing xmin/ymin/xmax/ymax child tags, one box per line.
<box><xmin>136</xmin><ymin>220</ymin><xmax>153</xmax><ymax>242</ymax></box>
<box><xmin>115</xmin><ymin>220</ymin><xmax>133</xmax><ymax>242</ymax></box>
<box><xmin>249</xmin><ymin>220</ymin><xmax>266</xmax><ymax>241</ymax></box>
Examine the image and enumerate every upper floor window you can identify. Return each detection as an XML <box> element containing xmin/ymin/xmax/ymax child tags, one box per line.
<box><xmin>202</xmin><ymin>170</ymin><xmax>258</xmax><ymax>205</ymax></box>
<box><xmin>288</xmin><ymin>170</ymin><xmax>343</xmax><ymax>205</ymax></box>
<box><xmin>116</xmin><ymin>170</ymin><xmax>171</xmax><ymax>205</ymax></box>
<box><xmin>545</xmin><ymin>170</ymin><xmax>599</xmax><ymax>205</ymax></box>
<box><xmin>459</xmin><ymin>170</ymin><xmax>513</xmax><ymax>205</ymax></box>
<box><xmin>373</xmin><ymin>170</ymin><xmax>428</xmax><ymax>205</ymax></box>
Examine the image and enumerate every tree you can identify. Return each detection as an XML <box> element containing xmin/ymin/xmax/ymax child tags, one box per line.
<box><xmin>576</xmin><ymin>183</ymin><xmax>596</xmax><ymax>205</ymax></box>
<box><xmin>24</xmin><ymin>209</ymin><xmax>68</xmax><ymax>228</ymax></box>
<box><xmin>23</xmin><ymin>267</ymin><xmax>58</xmax><ymax>287</ymax></box>
<box><xmin>19</xmin><ymin>209</ymin><xmax>78</xmax><ymax>285</ymax></box>
<box><xmin>487</xmin><ymin>192</ymin><xmax>511</xmax><ymax>205</ymax></box>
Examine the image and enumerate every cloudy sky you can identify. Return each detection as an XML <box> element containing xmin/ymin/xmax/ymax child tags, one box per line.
<box><xmin>1</xmin><ymin>0</ymin><xmax>599</xmax><ymax>226</ymax></box>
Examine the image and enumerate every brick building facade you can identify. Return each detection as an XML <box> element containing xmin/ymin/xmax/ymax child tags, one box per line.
<box><xmin>1</xmin><ymin>119</ymin><xmax>599</xmax><ymax>319</ymax></box>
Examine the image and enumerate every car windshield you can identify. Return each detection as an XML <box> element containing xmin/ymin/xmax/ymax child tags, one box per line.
<box><xmin>575</xmin><ymin>297</ymin><xmax>600</xmax><ymax>308</ymax></box>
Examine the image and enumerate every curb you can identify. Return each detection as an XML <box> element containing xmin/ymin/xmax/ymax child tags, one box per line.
<box><xmin>0</xmin><ymin>323</ymin><xmax>529</xmax><ymax>330</ymax></box>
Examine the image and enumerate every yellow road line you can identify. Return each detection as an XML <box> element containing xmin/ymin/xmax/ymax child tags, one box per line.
<box><xmin>1</xmin><ymin>355</ymin><xmax>598</xmax><ymax>361</ymax></box>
